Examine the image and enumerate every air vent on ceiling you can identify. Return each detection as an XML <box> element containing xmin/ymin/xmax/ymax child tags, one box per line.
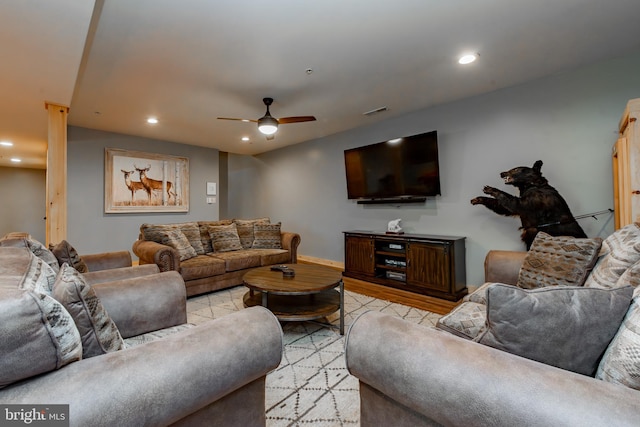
<box><xmin>363</xmin><ymin>106</ymin><xmax>388</xmax><ymax>116</ymax></box>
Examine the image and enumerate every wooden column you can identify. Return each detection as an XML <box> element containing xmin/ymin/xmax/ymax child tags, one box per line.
<box><xmin>45</xmin><ymin>102</ymin><xmax>69</xmax><ymax>246</ymax></box>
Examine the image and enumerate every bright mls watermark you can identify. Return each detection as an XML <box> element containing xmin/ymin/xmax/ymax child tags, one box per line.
<box><xmin>0</xmin><ymin>405</ymin><xmax>69</xmax><ymax>426</ymax></box>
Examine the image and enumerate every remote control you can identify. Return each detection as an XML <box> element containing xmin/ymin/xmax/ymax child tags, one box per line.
<box><xmin>270</xmin><ymin>265</ymin><xmax>289</xmax><ymax>272</ymax></box>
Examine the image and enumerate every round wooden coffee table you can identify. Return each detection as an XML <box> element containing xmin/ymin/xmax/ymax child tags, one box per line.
<box><xmin>242</xmin><ymin>264</ymin><xmax>345</xmax><ymax>334</ymax></box>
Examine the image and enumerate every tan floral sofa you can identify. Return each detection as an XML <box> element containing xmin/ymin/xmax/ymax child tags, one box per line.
<box><xmin>132</xmin><ymin>218</ymin><xmax>301</xmax><ymax>296</ymax></box>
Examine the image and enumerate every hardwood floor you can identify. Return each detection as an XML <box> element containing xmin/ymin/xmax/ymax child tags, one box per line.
<box><xmin>298</xmin><ymin>257</ymin><xmax>459</xmax><ymax>315</ymax></box>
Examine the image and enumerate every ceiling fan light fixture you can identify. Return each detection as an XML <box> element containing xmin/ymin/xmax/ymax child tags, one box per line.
<box><xmin>258</xmin><ymin>116</ymin><xmax>279</xmax><ymax>135</ymax></box>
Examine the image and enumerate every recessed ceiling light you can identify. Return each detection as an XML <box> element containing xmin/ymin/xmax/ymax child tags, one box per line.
<box><xmin>146</xmin><ymin>117</ymin><xmax>158</xmax><ymax>124</ymax></box>
<box><xmin>458</xmin><ymin>53</ymin><xmax>478</xmax><ymax>65</ymax></box>
<box><xmin>388</xmin><ymin>138</ymin><xmax>402</xmax><ymax>144</ymax></box>
<box><xmin>0</xmin><ymin>141</ymin><xmax>13</xmax><ymax>147</ymax></box>
<box><xmin>241</xmin><ymin>119</ymin><xmax>250</xmax><ymax>123</ymax></box>
<box><xmin>241</xmin><ymin>137</ymin><xmax>250</xmax><ymax>141</ymax></box>
<box><xmin>10</xmin><ymin>158</ymin><xmax>21</xmax><ymax>163</ymax></box>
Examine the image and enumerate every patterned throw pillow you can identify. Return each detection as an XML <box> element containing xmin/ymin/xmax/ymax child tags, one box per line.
<box><xmin>252</xmin><ymin>222</ymin><xmax>282</xmax><ymax>249</ymax></box>
<box><xmin>209</xmin><ymin>223</ymin><xmax>243</xmax><ymax>252</ymax></box>
<box><xmin>234</xmin><ymin>218</ymin><xmax>270</xmax><ymax>249</ymax></box>
<box><xmin>52</xmin><ymin>263</ymin><xmax>125</xmax><ymax>358</ymax></box>
<box><xmin>596</xmin><ymin>260</ymin><xmax>640</xmax><ymax>388</ymax></box>
<box><xmin>477</xmin><ymin>284</ymin><xmax>633</xmax><ymax>376</ymax></box>
<box><xmin>1</xmin><ymin>236</ymin><xmax>61</xmax><ymax>274</ymax></box>
<box><xmin>175</xmin><ymin>222</ymin><xmax>205</xmax><ymax>255</ymax></box>
<box><xmin>516</xmin><ymin>232</ymin><xmax>602</xmax><ymax>289</ymax></box>
<box><xmin>198</xmin><ymin>220</ymin><xmax>233</xmax><ymax>253</ymax></box>
<box><xmin>584</xmin><ymin>223</ymin><xmax>640</xmax><ymax>289</ymax></box>
<box><xmin>49</xmin><ymin>240</ymin><xmax>89</xmax><ymax>273</ymax></box>
<box><xmin>21</xmin><ymin>252</ymin><xmax>57</xmax><ymax>294</ymax></box>
<box><xmin>158</xmin><ymin>229</ymin><xmax>198</xmax><ymax>261</ymax></box>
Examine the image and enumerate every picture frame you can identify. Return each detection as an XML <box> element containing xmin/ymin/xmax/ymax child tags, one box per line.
<box><xmin>105</xmin><ymin>148</ymin><xmax>189</xmax><ymax>213</ymax></box>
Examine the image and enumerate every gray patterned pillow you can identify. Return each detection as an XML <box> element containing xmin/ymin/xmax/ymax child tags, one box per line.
<box><xmin>477</xmin><ymin>284</ymin><xmax>633</xmax><ymax>376</ymax></box>
<box><xmin>209</xmin><ymin>223</ymin><xmax>243</xmax><ymax>252</ymax></box>
<box><xmin>198</xmin><ymin>220</ymin><xmax>233</xmax><ymax>253</ymax></box>
<box><xmin>252</xmin><ymin>222</ymin><xmax>282</xmax><ymax>249</ymax></box>
<box><xmin>52</xmin><ymin>263</ymin><xmax>125</xmax><ymax>358</ymax></box>
<box><xmin>21</xmin><ymin>252</ymin><xmax>57</xmax><ymax>294</ymax></box>
<box><xmin>158</xmin><ymin>229</ymin><xmax>198</xmax><ymax>261</ymax></box>
<box><xmin>584</xmin><ymin>223</ymin><xmax>640</xmax><ymax>289</ymax></box>
<box><xmin>49</xmin><ymin>240</ymin><xmax>89</xmax><ymax>273</ymax></box>
<box><xmin>234</xmin><ymin>218</ymin><xmax>270</xmax><ymax>249</ymax></box>
<box><xmin>516</xmin><ymin>232</ymin><xmax>602</xmax><ymax>289</ymax></box>
<box><xmin>596</xmin><ymin>261</ymin><xmax>640</xmax><ymax>388</ymax></box>
<box><xmin>1</xmin><ymin>236</ymin><xmax>61</xmax><ymax>274</ymax></box>
<box><xmin>175</xmin><ymin>222</ymin><xmax>205</xmax><ymax>255</ymax></box>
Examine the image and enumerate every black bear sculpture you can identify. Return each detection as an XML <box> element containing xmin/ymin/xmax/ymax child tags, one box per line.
<box><xmin>470</xmin><ymin>160</ymin><xmax>586</xmax><ymax>249</ymax></box>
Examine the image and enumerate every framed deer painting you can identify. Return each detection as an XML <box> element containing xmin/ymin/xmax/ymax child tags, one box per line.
<box><xmin>105</xmin><ymin>148</ymin><xmax>189</xmax><ymax>213</ymax></box>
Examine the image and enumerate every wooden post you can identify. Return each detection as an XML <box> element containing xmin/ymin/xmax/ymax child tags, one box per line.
<box><xmin>45</xmin><ymin>102</ymin><xmax>69</xmax><ymax>246</ymax></box>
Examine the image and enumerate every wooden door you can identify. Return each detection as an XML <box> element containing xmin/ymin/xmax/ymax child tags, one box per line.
<box><xmin>345</xmin><ymin>235</ymin><xmax>375</xmax><ymax>276</ymax></box>
<box><xmin>406</xmin><ymin>242</ymin><xmax>450</xmax><ymax>293</ymax></box>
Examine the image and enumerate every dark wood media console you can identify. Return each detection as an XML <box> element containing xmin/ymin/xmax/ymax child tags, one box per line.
<box><xmin>343</xmin><ymin>230</ymin><xmax>467</xmax><ymax>301</ymax></box>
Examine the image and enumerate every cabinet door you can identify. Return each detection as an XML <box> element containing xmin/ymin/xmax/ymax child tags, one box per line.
<box><xmin>406</xmin><ymin>242</ymin><xmax>451</xmax><ymax>292</ymax></box>
<box><xmin>345</xmin><ymin>236</ymin><xmax>375</xmax><ymax>276</ymax></box>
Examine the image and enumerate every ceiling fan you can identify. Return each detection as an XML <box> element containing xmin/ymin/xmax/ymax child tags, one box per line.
<box><xmin>217</xmin><ymin>97</ymin><xmax>316</xmax><ymax>140</ymax></box>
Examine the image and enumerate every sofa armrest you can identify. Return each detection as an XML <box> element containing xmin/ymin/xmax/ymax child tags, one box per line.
<box><xmin>346</xmin><ymin>311</ymin><xmax>640</xmax><ymax>427</ymax></box>
<box><xmin>82</xmin><ymin>250</ymin><xmax>132</xmax><ymax>271</ymax></box>
<box><xmin>132</xmin><ymin>239</ymin><xmax>180</xmax><ymax>272</ymax></box>
<box><xmin>484</xmin><ymin>250</ymin><xmax>527</xmax><ymax>285</ymax></box>
<box><xmin>0</xmin><ymin>307</ymin><xmax>283</xmax><ymax>427</ymax></box>
<box><xmin>92</xmin><ymin>271</ymin><xmax>187</xmax><ymax>338</ymax></box>
<box><xmin>82</xmin><ymin>264</ymin><xmax>160</xmax><ymax>286</ymax></box>
<box><xmin>281</xmin><ymin>231</ymin><xmax>301</xmax><ymax>263</ymax></box>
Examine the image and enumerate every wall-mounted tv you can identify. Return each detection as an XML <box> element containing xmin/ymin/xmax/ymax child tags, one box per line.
<box><xmin>344</xmin><ymin>130</ymin><xmax>440</xmax><ymax>203</ymax></box>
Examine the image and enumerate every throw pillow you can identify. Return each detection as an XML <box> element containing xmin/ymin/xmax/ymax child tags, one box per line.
<box><xmin>476</xmin><ymin>283</ymin><xmax>633</xmax><ymax>376</ymax></box>
<box><xmin>158</xmin><ymin>229</ymin><xmax>198</xmax><ymax>261</ymax></box>
<box><xmin>584</xmin><ymin>223</ymin><xmax>640</xmax><ymax>289</ymax></box>
<box><xmin>21</xmin><ymin>251</ymin><xmax>57</xmax><ymax>294</ymax></box>
<box><xmin>252</xmin><ymin>222</ymin><xmax>282</xmax><ymax>249</ymax></box>
<box><xmin>0</xmin><ymin>289</ymin><xmax>82</xmax><ymax>389</ymax></box>
<box><xmin>209</xmin><ymin>223</ymin><xmax>243</xmax><ymax>252</ymax></box>
<box><xmin>49</xmin><ymin>240</ymin><xmax>89</xmax><ymax>273</ymax></box>
<box><xmin>516</xmin><ymin>232</ymin><xmax>602</xmax><ymax>289</ymax></box>
<box><xmin>596</xmin><ymin>260</ymin><xmax>640</xmax><ymax>389</ymax></box>
<box><xmin>175</xmin><ymin>222</ymin><xmax>205</xmax><ymax>255</ymax></box>
<box><xmin>234</xmin><ymin>218</ymin><xmax>270</xmax><ymax>249</ymax></box>
<box><xmin>1</xmin><ymin>236</ymin><xmax>60</xmax><ymax>274</ymax></box>
<box><xmin>52</xmin><ymin>263</ymin><xmax>125</xmax><ymax>358</ymax></box>
<box><xmin>197</xmin><ymin>220</ymin><xmax>233</xmax><ymax>253</ymax></box>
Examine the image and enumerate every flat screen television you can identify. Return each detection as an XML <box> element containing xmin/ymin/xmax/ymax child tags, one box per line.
<box><xmin>344</xmin><ymin>130</ymin><xmax>440</xmax><ymax>202</ymax></box>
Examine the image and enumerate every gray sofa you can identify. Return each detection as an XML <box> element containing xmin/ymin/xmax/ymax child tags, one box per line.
<box><xmin>132</xmin><ymin>219</ymin><xmax>301</xmax><ymax>296</ymax></box>
<box><xmin>0</xmin><ymin>243</ymin><xmax>283</xmax><ymax>427</ymax></box>
<box><xmin>346</xmin><ymin>226</ymin><xmax>640</xmax><ymax>426</ymax></box>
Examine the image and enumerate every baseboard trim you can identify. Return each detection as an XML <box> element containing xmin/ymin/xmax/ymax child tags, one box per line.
<box><xmin>297</xmin><ymin>255</ymin><xmax>344</xmax><ymax>271</ymax></box>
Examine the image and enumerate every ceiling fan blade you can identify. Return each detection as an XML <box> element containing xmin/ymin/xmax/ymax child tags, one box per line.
<box><xmin>217</xmin><ymin>117</ymin><xmax>258</xmax><ymax>122</ymax></box>
<box><xmin>278</xmin><ymin>116</ymin><xmax>316</xmax><ymax>124</ymax></box>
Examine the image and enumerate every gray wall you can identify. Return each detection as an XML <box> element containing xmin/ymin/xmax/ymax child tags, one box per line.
<box><xmin>229</xmin><ymin>51</ymin><xmax>640</xmax><ymax>285</ymax></box>
<box><xmin>67</xmin><ymin>127</ymin><xmax>220</xmax><ymax>256</ymax></box>
<box><xmin>0</xmin><ymin>166</ymin><xmax>46</xmax><ymax>242</ymax></box>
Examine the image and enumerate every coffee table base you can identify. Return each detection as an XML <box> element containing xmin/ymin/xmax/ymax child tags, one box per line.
<box><xmin>243</xmin><ymin>288</ymin><xmax>344</xmax><ymax>334</ymax></box>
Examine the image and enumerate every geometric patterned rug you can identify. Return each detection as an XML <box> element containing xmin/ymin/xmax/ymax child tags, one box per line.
<box><xmin>186</xmin><ymin>285</ymin><xmax>441</xmax><ymax>427</ymax></box>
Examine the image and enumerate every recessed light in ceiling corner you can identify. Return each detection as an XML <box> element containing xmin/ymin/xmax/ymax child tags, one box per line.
<box><xmin>146</xmin><ymin>117</ymin><xmax>159</xmax><ymax>124</ymax></box>
<box><xmin>458</xmin><ymin>53</ymin><xmax>478</xmax><ymax>65</ymax></box>
<box><xmin>0</xmin><ymin>141</ymin><xmax>13</xmax><ymax>147</ymax></box>
<box><xmin>10</xmin><ymin>158</ymin><xmax>21</xmax><ymax>163</ymax></box>
<box><xmin>363</xmin><ymin>106</ymin><xmax>388</xmax><ymax>116</ymax></box>
<box><xmin>241</xmin><ymin>136</ymin><xmax>250</xmax><ymax>142</ymax></box>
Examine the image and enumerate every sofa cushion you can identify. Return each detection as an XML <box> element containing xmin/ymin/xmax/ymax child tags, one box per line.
<box><xmin>180</xmin><ymin>255</ymin><xmax>226</xmax><ymax>280</ymax></box>
<box><xmin>208</xmin><ymin>250</ymin><xmax>262</xmax><ymax>272</ymax></box>
<box><xmin>252</xmin><ymin>222</ymin><xmax>283</xmax><ymax>249</ymax></box>
<box><xmin>596</xmin><ymin>261</ymin><xmax>640</xmax><ymax>389</ymax></box>
<box><xmin>1</xmin><ymin>235</ymin><xmax>60</xmax><ymax>274</ymax></box>
<box><xmin>464</xmin><ymin>282</ymin><xmax>496</xmax><ymax>305</ymax></box>
<box><xmin>49</xmin><ymin>239</ymin><xmax>89</xmax><ymax>273</ymax></box>
<box><xmin>585</xmin><ymin>223</ymin><xmax>640</xmax><ymax>289</ymax></box>
<box><xmin>235</xmin><ymin>218</ymin><xmax>270</xmax><ymax>249</ymax></box>
<box><xmin>0</xmin><ymin>289</ymin><xmax>83</xmax><ymax>389</ymax></box>
<box><xmin>516</xmin><ymin>232</ymin><xmax>602</xmax><ymax>289</ymax></box>
<box><xmin>124</xmin><ymin>323</ymin><xmax>195</xmax><ymax>348</ymax></box>
<box><xmin>476</xmin><ymin>283</ymin><xmax>633</xmax><ymax>376</ymax></box>
<box><xmin>158</xmin><ymin>228</ymin><xmax>198</xmax><ymax>261</ymax></box>
<box><xmin>435</xmin><ymin>301</ymin><xmax>487</xmax><ymax>340</ymax></box>
<box><xmin>255</xmin><ymin>248</ymin><xmax>291</xmax><ymax>266</ymax></box>
<box><xmin>52</xmin><ymin>264</ymin><xmax>125</xmax><ymax>358</ymax></box>
<box><xmin>197</xmin><ymin>220</ymin><xmax>233</xmax><ymax>253</ymax></box>
<box><xmin>209</xmin><ymin>223</ymin><xmax>243</xmax><ymax>252</ymax></box>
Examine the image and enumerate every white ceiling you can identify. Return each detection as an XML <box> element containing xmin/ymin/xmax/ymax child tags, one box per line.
<box><xmin>2</xmin><ymin>0</ymin><xmax>640</xmax><ymax>169</ymax></box>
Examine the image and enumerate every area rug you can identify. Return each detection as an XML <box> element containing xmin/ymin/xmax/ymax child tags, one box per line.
<box><xmin>186</xmin><ymin>286</ymin><xmax>441</xmax><ymax>427</ymax></box>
